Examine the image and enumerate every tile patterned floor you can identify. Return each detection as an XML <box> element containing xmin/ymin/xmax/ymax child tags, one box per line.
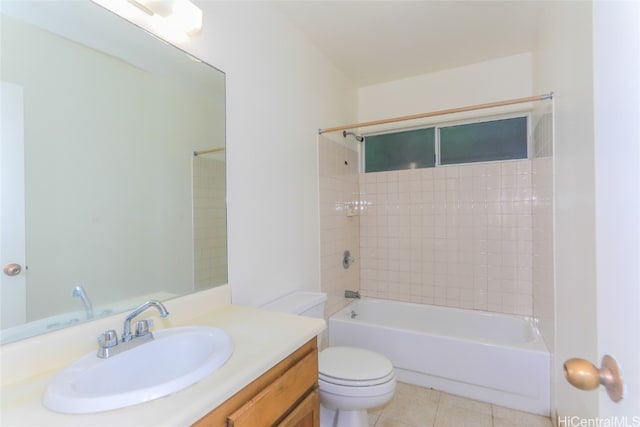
<box><xmin>368</xmin><ymin>382</ymin><xmax>553</xmax><ymax>427</ymax></box>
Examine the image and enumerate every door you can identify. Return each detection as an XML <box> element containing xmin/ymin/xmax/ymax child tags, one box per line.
<box><xmin>563</xmin><ymin>0</ymin><xmax>640</xmax><ymax>416</ymax></box>
<box><xmin>0</xmin><ymin>81</ymin><xmax>27</xmax><ymax>328</ymax></box>
<box><xmin>593</xmin><ymin>0</ymin><xmax>640</xmax><ymax>415</ymax></box>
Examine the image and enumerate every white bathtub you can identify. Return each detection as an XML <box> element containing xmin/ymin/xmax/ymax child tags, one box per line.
<box><xmin>329</xmin><ymin>299</ymin><xmax>550</xmax><ymax>415</ymax></box>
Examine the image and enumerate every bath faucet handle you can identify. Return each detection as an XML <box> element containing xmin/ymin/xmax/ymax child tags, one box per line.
<box><xmin>343</xmin><ymin>250</ymin><xmax>356</xmax><ymax>269</ymax></box>
<box><xmin>98</xmin><ymin>329</ymin><xmax>118</xmax><ymax>348</ymax></box>
<box><xmin>135</xmin><ymin>319</ymin><xmax>154</xmax><ymax>337</ymax></box>
<box><xmin>97</xmin><ymin>329</ymin><xmax>118</xmax><ymax>357</ymax></box>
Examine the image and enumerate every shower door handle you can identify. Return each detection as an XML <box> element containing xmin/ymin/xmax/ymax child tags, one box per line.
<box><xmin>563</xmin><ymin>355</ymin><xmax>624</xmax><ymax>402</ymax></box>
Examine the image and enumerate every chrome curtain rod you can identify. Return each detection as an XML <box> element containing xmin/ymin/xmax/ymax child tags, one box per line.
<box><xmin>193</xmin><ymin>147</ymin><xmax>225</xmax><ymax>156</ymax></box>
<box><xmin>318</xmin><ymin>92</ymin><xmax>554</xmax><ymax>135</ymax></box>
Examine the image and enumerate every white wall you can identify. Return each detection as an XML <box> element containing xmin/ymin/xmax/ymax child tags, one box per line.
<box><xmin>534</xmin><ymin>0</ymin><xmax>597</xmax><ymax>419</ymax></box>
<box><xmin>358</xmin><ymin>53</ymin><xmax>533</xmax><ymax>123</ymax></box>
<box><xmin>179</xmin><ymin>2</ymin><xmax>358</xmax><ymax>306</ymax></box>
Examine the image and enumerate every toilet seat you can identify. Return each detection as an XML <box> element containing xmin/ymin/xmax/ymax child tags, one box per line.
<box><xmin>319</xmin><ymin>370</ymin><xmax>395</xmax><ymax>387</ymax></box>
<box><xmin>319</xmin><ymin>346</ymin><xmax>394</xmax><ymax>387</ymax></box>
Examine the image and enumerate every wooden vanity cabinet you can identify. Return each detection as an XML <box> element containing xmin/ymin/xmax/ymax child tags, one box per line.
<box><xmin>193</xmin><ymin>338</ymin><xmax>320</xmax><ymax>427</ymax></box>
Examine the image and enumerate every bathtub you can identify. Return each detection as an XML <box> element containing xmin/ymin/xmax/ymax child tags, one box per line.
<box><xmin>329</xmin><ymin>299</ymin><xmax>550</xmax><ymax>415</ymax></box>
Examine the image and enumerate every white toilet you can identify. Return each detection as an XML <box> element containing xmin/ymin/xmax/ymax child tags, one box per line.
<box><xmin>261</xmin><ymin>292</ymin><xmax>396</xmax><ymax>427</ymax></box>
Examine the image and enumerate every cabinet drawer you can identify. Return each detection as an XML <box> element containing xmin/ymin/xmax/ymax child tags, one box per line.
<box><xmin>276</xmin><ymin>387</ymin><xmax>319</xmax><ymax>427</ymax></box>
<box><xmin>227</xmin><ymin>350</ymin><xmax>318</xmax><ymax>427</ymax></box>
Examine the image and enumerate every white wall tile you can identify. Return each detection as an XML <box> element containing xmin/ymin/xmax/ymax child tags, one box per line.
<box><xmin>358</xmin><ymin>159</ymin><xmax>538</xmax><ymax>316</ymax></box>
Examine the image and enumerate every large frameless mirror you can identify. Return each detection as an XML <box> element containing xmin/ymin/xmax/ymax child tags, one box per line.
<box><xmin>0</xmin><ymin>0</ymin><xmax>226</xmax><ymax>344</ymax></box>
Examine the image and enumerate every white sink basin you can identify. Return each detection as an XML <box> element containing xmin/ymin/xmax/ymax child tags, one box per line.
<box><xmin>43</xmin><ymin>326</ymin><xmax>233</xmax><ymax>414</ymax></box>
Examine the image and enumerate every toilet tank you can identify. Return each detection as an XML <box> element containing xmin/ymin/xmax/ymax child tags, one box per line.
<box><xmin>261</xmin><ymin>291</ymin><xmax>327</xmax><ymax>319</ymax></box>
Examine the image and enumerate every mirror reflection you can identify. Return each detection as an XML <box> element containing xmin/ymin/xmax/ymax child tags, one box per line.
<box><xmin>0</xmin><ymin>1</ymin><xmax>226</xmax><ymax>344</ymax></box>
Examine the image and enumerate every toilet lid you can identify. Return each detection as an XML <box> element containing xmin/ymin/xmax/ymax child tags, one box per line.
<box><xmin>319</xmin><ymin>347</ymin><xmax>394</xmax><ymax>387</ymax></box>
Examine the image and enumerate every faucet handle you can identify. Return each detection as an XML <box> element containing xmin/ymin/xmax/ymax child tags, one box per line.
<box><xmin>98</xmin><ymin>329</ymin><xmax>118</xmax><ymax>348</ymax></box>
<box><xmin>135</xmin><ymin>319</ymin><xmax>154</xmax><ymax>337</ymax></box>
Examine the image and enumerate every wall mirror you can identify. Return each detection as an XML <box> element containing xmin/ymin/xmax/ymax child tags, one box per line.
<box><xmin>0</xmin><ymin>0</ymin><xmax>226</xmax><ymax>344</ymax></box>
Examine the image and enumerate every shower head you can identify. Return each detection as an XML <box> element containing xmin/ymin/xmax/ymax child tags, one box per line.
<box><xmin>343</xmin><ymin>130</ymin><xmax>364</xmax><ymax>142</ymax></box>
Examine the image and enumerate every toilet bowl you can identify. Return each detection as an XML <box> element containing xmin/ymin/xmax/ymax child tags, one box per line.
<box><xmin>261</xmin><ymin>292</ymin><xmax>396</xmax><ymax>427</ymax></box>
<box><xmin>318</xmin><ymin>346</ymin><xmax>396</xmax><ymax>427</ymax></box>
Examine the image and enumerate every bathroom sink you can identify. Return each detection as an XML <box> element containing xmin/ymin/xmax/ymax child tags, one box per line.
<box><xmin>43</xmin><ymin>326</ymin><xmax>233</xmax><ymax>414</ymax></box>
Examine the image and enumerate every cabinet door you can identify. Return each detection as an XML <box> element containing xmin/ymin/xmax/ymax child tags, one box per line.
<box><xmin>276</xmin><ymin>387</ymin><xmax>320</xmax><ymax>427</ymax></box>
<box><xmin>227</xmin><ymin>350</ymin><xmax>318</xmax><ymax>427</ymax></box>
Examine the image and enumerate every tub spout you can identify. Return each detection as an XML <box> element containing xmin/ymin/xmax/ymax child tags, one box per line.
<box><xmin>345</xmin><ymin>290</ymin><xmax>360</xmax><ymax>299</ymax></box>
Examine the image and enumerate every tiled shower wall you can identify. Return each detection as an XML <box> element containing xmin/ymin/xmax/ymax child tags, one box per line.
<box><xmin>193</xmin><ymin>157</ymin><xmax>228</xmax><ymax>290</ymax></box>
<box><xmin>318</xmin><ymin>136</ymin><xmax>360</xmax><ymax>317</ymax></box>
<box><xmin>359</xmin><ymin>161</ymin><xmax>535</xmax><ymax>316</ymax></box>
<box><xmin>318</xmin><ymin>113</ymin><xmax>554</xmax><ymax>320</ymax></box>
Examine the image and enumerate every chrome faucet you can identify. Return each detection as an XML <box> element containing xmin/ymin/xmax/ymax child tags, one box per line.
<box><xmin>97</xmin><ymin>300</ymin><xmax>169</xmax><ymax>358</ymax></box>
<box><xmin>122</xmin><ymin>300</ymin><xmax>170</xmax><ymax>342</ymax></box>
<box><xmin>72</xmin><ymin>285</ymin><xmax>93</xmax><ymax>319</ymax></box>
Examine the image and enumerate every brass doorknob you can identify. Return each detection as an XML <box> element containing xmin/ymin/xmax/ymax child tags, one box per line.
<box><xmin>3</xmin><ymin>263</ymin><xmax>22</xmax><ymax>277</ymax></box>
<box><xmin>564</xmin><ymin>355</ymin><xmax>624</xmax><ymax>402</ymax></box>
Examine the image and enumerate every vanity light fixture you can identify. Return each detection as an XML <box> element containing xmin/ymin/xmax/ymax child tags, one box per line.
<box><xmin>128</xmin><ymin>0</ymin><xmax>203</xmax><ymax>37</ymax></box>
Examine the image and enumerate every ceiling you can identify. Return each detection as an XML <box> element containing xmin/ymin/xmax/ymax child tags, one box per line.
<box><xmin>273</xmin><ymin>1</ymin><xmax>541</xmax><ymax>87</ymax></box>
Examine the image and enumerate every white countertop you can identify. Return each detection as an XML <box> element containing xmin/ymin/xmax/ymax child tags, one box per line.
<box><xmin>0</xmin><ymin>293</ymin><xmax>325</xmax><ymax>426</ymax></box>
